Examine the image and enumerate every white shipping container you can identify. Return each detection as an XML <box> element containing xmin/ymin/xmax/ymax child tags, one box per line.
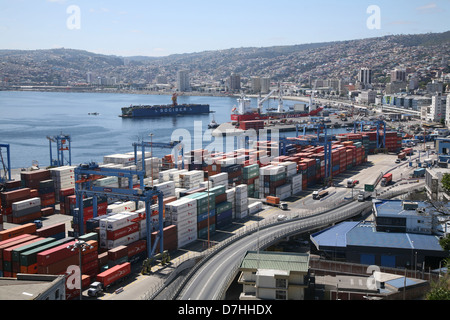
<box><xmin>106</xmin><ymin>212</ymin><xmax>139</xmax><ymax>231</ymax></box>
<box><xmin>236</xmin><ymin>209</ymin><xmax>248</xmax><ymax>219</ymax></box>
<box><xmin>107</xmin><ymin>201</ymin><xmax>136</xmax><ymax>214</ymax></box>
<box><xmin>174</xmin><ymin>217</ymin><xmax>197</xmax><ymax>229</ymax></box>
<box><xmin>177</xmin><ymin>226</ymin><xmax>197</xmax><ymax>239</ymax></box>
<box><xmin>248</xmin><ymin>202</ymin><xmax>263</xmax><ymax>215</ymax></box>
<box><xmin>178</xmin><ymin>235</ymin><xmax>197</xmax><ymax>248</ymax></box>
<box><xmin>235</xmin><ymin>198</ymin><xmax>248</xmax><ymax>206</ymax></box>
<box><xmin>166</xmin><ymin>198</ymin><xmax>197</xmax><ymax>214</ymax></box>
<box><xmin>106</xmin><ymin>231</ymin><xmax>140</xmax><ymax>249</ymax></box>
<box><xmin>12</xmin><ymin>197</ymin><xmax>41</xmax><ymax>211</ymax></box>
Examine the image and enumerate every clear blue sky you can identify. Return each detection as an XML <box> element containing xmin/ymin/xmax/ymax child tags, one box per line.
<box><xmin>0</xmin><ymin>0</ymin><xmax>449</xmax><ymax>57</ymax></box>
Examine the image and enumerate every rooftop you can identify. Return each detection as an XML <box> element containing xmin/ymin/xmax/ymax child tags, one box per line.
<box><xmin>0</xmin><ymin>274</ymin><xmax>64</xmax><ymax>300</ymax></box>
<box><xmin>240</xmin><ymin>251</ymin><xmax>310</xmax><ymax>273</ymax></box>
<box><xmin>311</xmin><ymin>221</ymin><xmax>444</xmax><ymax>252</ymax></box>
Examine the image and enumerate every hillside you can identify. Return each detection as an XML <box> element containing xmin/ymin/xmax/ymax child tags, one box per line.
<box><xmin>0</xmin><ymin>31</ymin><xmax>449</xmax><ymax>86</ymax></box>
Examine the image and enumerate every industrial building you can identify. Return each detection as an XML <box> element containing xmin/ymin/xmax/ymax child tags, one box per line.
<box><xmin>0</xmin><ymin>274</ymin><xmax>66</xmax><ymax>300</ymax></box>
<box><xmin>238</xmin><ymin>251</ymin><xmax>310</xmax><ymax>300</ymax></box>
<box><xmin>310</xmin><ymin>200</ymin><xmax>448</xmax><ymax>270</ymax></box>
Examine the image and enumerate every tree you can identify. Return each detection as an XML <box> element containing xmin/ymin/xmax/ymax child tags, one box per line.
<box><xmin>442</xmin><ymin>174</ymin><xmax>450</xmax><ymax>194</ymax></box>
<box><xmin>426</xmin><ymin>233</ymin><xmax>450</xmax><ymax>300</ymax></box>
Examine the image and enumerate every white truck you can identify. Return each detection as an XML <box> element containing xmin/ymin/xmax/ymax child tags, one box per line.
<box><xmin>357</xmin><ymin>190</ymin><xmax>371</xmax><ymax>202</ymax></box>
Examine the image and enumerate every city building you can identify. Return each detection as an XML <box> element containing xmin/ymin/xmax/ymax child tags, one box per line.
<box><xmin>0</xmin><ymin>274</ymin><xmax>66</xmax><ymax>300</ymax></box>
<box><xmin>310</xmin><ymin>200</ymin><xmax>448</xmax><ymax>270</ymax></box>
<box><xmin>238</xmin><ymin>251</ymin><xmax>310</xmax><ymax>300</ymax></box>
<box><xmin>228</xmin><ymin>73</ymin><xmax>241</xmax><ymax>92</ymax></box>
<box><xmin>358</xmin><ymin>67</ymin><xmax>372</xmax><ymax>85</ymax></box>
<box><xmin>251</xmin><ymin>76</ymin><xmax>261</xmax><ymax>93</ymax></box>
<box><xmin>391</xmin><ymin>69</ymin><xmax>407</xmax><ymax>82</ymax></box>
<box><xmin>261</xmin><ymin>77</ymin><xmax>271</xmax><ymax>94</ymax></box>
<box><xmin>427</xmin><ymin>80</ymin><xmax>444</xmax><ymax>94</ymax></box>
<box><xmin>359</xmin><ymin>90</ymin><xmax>376</xmax><ymax>104</ymax></box>
<box><xmin>425</xmin><ymin>165</ymin><xmax>450</xmax><ymax>201</ymax></box>
<box><xmin>446</xmin><ymin>94</ymin><xmax>450</xmax><ymax>128</ymax></box>
<box><xmin>385</xmin><ymin>81</ymin><xmax>407</xmax><ymax>94</ymax></box>
<box><xmin>177</xmin><ymin>70</ymin><xmax>190</xmax><ymax>92</ymax></box>
<box><xmin>426</xmin><ymin>93</ymin><xmax>446</xmax><ymax>123</ymax></box>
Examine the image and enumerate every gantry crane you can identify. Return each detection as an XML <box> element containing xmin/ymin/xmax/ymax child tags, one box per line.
<box><xmin>73</xmin><ymin>162</ymin><xmax>165</xmax><ymax>260</ymax></box>
<box><xmin>279</xmin><ymin>121</ymin><xmax>333</xmax><ymax>186</ymax></box>
<box><xmin>353</xmin><ymin>119</ymin><xmax>387</xmax><ymax>149</ymax></box>
<box><xmin>47</xmin><ymin>133</ymin><xmax>72</xmax><ymax>167</ymax></box>
<box><xmin>0</xmin><ymin>144</ymin><xmax>11</xmax><ymax>189</ymax></box>
<box><xmin>132</xmin><ymin>139</ymin><xmax>184</xmax><ymax>171</ymax></box>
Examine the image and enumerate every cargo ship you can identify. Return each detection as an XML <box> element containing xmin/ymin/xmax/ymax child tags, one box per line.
<box><xmin>231</xmin><ymin>87</ymin><xmax>323</xmax><ymax>122</ymax></box>
<box><xmin>120</xmin><ymin>94</ymin><xmax>210</xmax><ymax>118</ymax></box>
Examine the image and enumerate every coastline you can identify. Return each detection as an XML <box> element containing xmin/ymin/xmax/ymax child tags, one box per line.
<box><xmin>0</xmin><ymin>87</ymin><xmax>310</xmax><ymax>103</ymax></box>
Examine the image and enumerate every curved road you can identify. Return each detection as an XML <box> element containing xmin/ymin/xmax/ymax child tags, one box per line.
<box><xmin>177</xmin><ymin>200</ymin><xmax>372</xmax><ymax>300</ymax></box>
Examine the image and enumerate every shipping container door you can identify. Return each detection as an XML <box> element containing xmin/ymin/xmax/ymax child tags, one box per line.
<box><xmin>381</xmin><ymin>255</ymin><xmax>396</xmax><ymax>268</ymax></box>
<box><xmin>360</xmin><ymin>254</ymin><xmax>375</xmax><ymax>265</ymax></box>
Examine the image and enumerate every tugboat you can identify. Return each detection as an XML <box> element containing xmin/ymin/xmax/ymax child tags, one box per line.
<box><xmin>208</xmin><ymin>113</ymin><xmax>220</xmax><ymax>129</ymax></box>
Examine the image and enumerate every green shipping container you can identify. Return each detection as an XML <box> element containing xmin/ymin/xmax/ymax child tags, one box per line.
<box><xmin>20</xmin><ymin>239</ymin><xmax>69</xmax><ymax>267</ymax></box>
<box><xmin>12</xmin><ymin>238</ymin><xmax>57</xmax><ymax>263</ymax></box>
<box><xmin>216</xmin><ymin>202</ymin><xmax>232</xmax><ymax>214</ymax></box>
<box><xmin>79</xmin><ymin>232</ymin><xmax>98</xmax><ymax>242</ymax></box>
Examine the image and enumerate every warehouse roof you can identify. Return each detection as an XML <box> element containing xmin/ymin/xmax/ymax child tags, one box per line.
<box><xmin>374</xmin><ymin>200</ymin><xmax>430</xmax><ymax>217</ymax></box>
<box><xmin>0</xmin><ymin>274</ymin><xmax>65</xmax><ymax>300</ymax></box>
<box><xmin>311</xmin><ymin>221</ymin><xmax>444</xmax><ymax>252</ymax></box>
<box><xmin>240</xmin><ymin>251</ymin><xmax>310</xmax><ymax>273</ymax></box>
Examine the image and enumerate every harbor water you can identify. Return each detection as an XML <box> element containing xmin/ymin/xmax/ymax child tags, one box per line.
<box><xmin>0</xmin><ymin>91</ymin><xmax>345</xmax><ymax>169</ymax></box>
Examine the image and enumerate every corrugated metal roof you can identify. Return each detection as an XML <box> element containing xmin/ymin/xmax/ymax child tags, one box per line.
<box><xmin>374</xmin><ymin>200</ymin><xmax>429</xmax><ymax>217</ymax></box>
<box><xmin>240</xmin><ymin>251</ymin><xmax>310</xmax><ymax>273</ymax></box>
<box><xmin>310</xmin><ymin>221</ymin><xmax>359</xmax><ymax>248</ymax></box>
<box><xmin>311</xmin><ymin>221</ymin><xmax>445</xmax><ymax>252</ymax></box>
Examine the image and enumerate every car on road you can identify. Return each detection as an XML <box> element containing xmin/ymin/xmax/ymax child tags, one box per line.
<box><xmin>277</xmin><ymin>215</ymin><xmax>288</xmax><ymax>222</ymax></box>
<box><xmin>395</xmin><ymin>159</ymin><xmax>401</xmax><ymax>164</ymax></box>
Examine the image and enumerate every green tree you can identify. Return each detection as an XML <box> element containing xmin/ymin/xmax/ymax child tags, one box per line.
<box><xmin>442</xmin><ymin>174</ymin><xmax>450</xmax><ymax>194</ymax></box>
<box><xmin>427</xmin><ymin>234</ymin><xmax>450</xmax><ymax>300</ymax></box>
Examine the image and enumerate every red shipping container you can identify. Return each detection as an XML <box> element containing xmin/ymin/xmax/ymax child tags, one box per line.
<box><xmin>2</xmin><ymin>237</ymin><xmax>45</xmax><ymax>262</ymax></box>
<box><xmin>82</xmin><ymin>259</ymin><xmax>99</xmax><ymax>274</ymax></box>
<box><xmin>108</xmin><ymin>245</ymin><xmax>128</xmax><ymax>261</ymax></box>
<box><xmin>36</xmin><ymin>223</ymin><xmax>65</xmax><ymax>238</ymax></box>
<box><xmin>0</xmin><ymin>235</ymin><xmax>37</xmax><ymax>263</ymax></box>
<box><xmin>106</xmin><ymin>223</ymin><xmax>140</xmax><ymax>241</ymax></box>
<box><xmin>96</xmin><ymin>262</ymin><xmax>131</xmax><ymax>288</ymax></box>
<box><xmin>37</xmin><ymin>240</ymin><xmax>77</xmax><ymax>267</ymax></box>
<box><xmin>60</xmin><ymin>188</ymin><xmax>75</xmax><ymax>197</ymax></box>
<box><xmin>0</xmin><ymin>223</ymin><xmax>37</xmax><ymax>241</ymax></box>
<box><xmin>127</xmin><ymin>239</ymin><xmax>147</xmax><ymax>258</ymax></box>
<box><xmin>41</xmin><ymin>207</ymin><xmax>54</xmax><ymax>217</ymax></box>
<box><xmin>38</xmin><ymin>254</ymin><xmax>79</xmax><ymax>275</ymax></box>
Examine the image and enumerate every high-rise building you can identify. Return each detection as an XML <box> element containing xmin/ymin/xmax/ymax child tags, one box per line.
<box><xmin>86</xmin><ymin>72</ymin><xmax>92</xmax><ymax>84</ymax></box>
<box><xmin>391</xmin><ymin>69</ymin><xmax>406</xmax><ymax>82</ymax></box>
<box><xmin>427</xmin><ymin>93</ymin><xmax>446</xmax><ymax>123</ymax></box>
<box><xmin>228</xmin><ymin>73</ymin><xmax>241</xmax><ymax>91</ymax></box>
<box><xmin>261</xmin><ymin>77</ymin><xmax>271</xmax><ymax>94</ymax></box>
<box><xmin>251</xmin><ymin>76</ymin><xmax>261</xmax><ymax>93</ymax></box>
<box><xmin>358</xmin><ymin>67</ymin><xmax>372</xmax><ymax>85</ymax></box>
<box><xmin>177</xmin><ymin>70</ymin><xmax>190</xmax><ymax>92</ymax></box>
<box><xmin>446</xmin><ymin>94</ymin><xmax>450</xmax><ymax>128</ymax></box>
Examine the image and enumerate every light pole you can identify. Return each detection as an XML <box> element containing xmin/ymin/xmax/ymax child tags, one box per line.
<box><xmin>67</xmin><ymin>240</ymin><xmax>94</xmax><ymax>300</ymax></box>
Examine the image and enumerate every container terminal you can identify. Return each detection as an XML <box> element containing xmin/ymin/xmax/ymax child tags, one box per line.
<box><xmin>0</xmin><ymin>118</ymin><xmax>444</xmax><ymax>300</ymax></box>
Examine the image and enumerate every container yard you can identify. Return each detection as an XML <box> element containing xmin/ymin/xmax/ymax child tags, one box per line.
<box><xmin>0</xmin><ymin>127</ymin><xmax>406</xmax><ymax>299</ymax></box>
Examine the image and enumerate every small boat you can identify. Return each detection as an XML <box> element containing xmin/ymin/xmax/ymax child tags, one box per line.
<box><xmin>88</xmin><ymin>112</ymin><xmax>100</xmax><ymax>116</ymax></box>
<box><xmin>208</xmin><ymin>114</ymin><xmax>220</xmax><ymax>129</ymax></box>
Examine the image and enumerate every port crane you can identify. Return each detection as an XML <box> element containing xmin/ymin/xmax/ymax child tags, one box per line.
<box><xmin>0</xmin><ymin>144</ymin><xmax>12</xmax><ymax>190</ymax></box>
<box><xmin>73</xmin><ymin>162</ymin><xmax>166</xmax><ymax>261</ymax></box>
<box><xmin>257</xmin><ymin>82</ymin><xmax>284</xmax><ymax>114</ymax></box>
<box><xmin>353</xmin><ymin>119</ymin><xmax>387</xmax><ymax>150</ymax></box>
<box><xmin>132</xmin><ymin>139</ymin><xmax>185</xmax><ymax>171</ymax></box>
<box><xmin>46</xmin><ymin>133</ymin><xmax>72</xmax><ymax>167</ymax></box>
<box><xmin>279</xmin><ymin>121</ymin><xmax>333</xmax><ymax>186</ymax></box>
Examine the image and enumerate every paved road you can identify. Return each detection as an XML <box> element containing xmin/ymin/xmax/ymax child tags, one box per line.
<box><xmin>177</xmin><ymin>200</ymin><xmax>372</xmax><ymax>300</ymax></box>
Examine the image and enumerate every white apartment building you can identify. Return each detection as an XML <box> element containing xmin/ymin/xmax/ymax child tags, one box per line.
<box><xmin>446</xmin><ymin>94</ymin><xmax>450</xmax><ymax>128</ymax></box>
<box><xmin>177</xmin><ymin>70</ymin><xmax>190</xmax><ymax>92</ymax></box>
<box><xmin>238</xmin><ymin>251</ymin><xmax>310</xmax><ymax>300</ymax></box>
<box><xmin>426</xmin><ymin>93</ymin><xmax>446</xmax><ymax>123</ymax></box>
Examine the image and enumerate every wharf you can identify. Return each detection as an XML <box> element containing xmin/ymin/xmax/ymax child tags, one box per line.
<box><xmin>211</xmin><ymin>120</ymin><xmax>354</xmax><ymax>137</ymax></box>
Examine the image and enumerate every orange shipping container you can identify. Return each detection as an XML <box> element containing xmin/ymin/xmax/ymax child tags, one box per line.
<box><xmin>0</xmin><ymin>223</ymin><xmax>37</xmax><ymax>241</ymax></box>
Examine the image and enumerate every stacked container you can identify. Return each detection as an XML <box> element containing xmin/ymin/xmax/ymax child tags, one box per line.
<box><xmin>235</xmin><ymin>184</ymin><xmax>248</xmax><ymax>219</ymax></box>
<box><xmin>179</xmin><ymin>171</ymin><xmax>204</xmax><ymax>189</ymax></box>
<box><xmin>154</xmin><ymin>181</ymin><xmax>176</xmax><ymax>198</ymax></box>
<box><xmin>11</xmin><ymin>197</ymin><xmax>41</xmax><ymax>224</ymax></box>
<box><xmin>49</xmin><ymin>166</ymin><xmax>76</xmax><ymax>202</ymax></box>
<box><xmin>100</xmin><ymin>212</ymin><xmax>140</xmax><ymax>249</ymax></box>
<box><xmin>165</xmin><ymin>198</ymin><xmax>197</xmax><ymax>248</ymax></box>
<box><xmin>209</xmin><ymin>172</ymin><xmax>228</xmax><ymax>188</ymax></box>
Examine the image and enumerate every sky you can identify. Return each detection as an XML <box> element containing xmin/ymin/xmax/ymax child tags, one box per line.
<box><xmin>0</xmin><ymin>0</ymin><xmax>449</xmax><ymax>57</ymax></box>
